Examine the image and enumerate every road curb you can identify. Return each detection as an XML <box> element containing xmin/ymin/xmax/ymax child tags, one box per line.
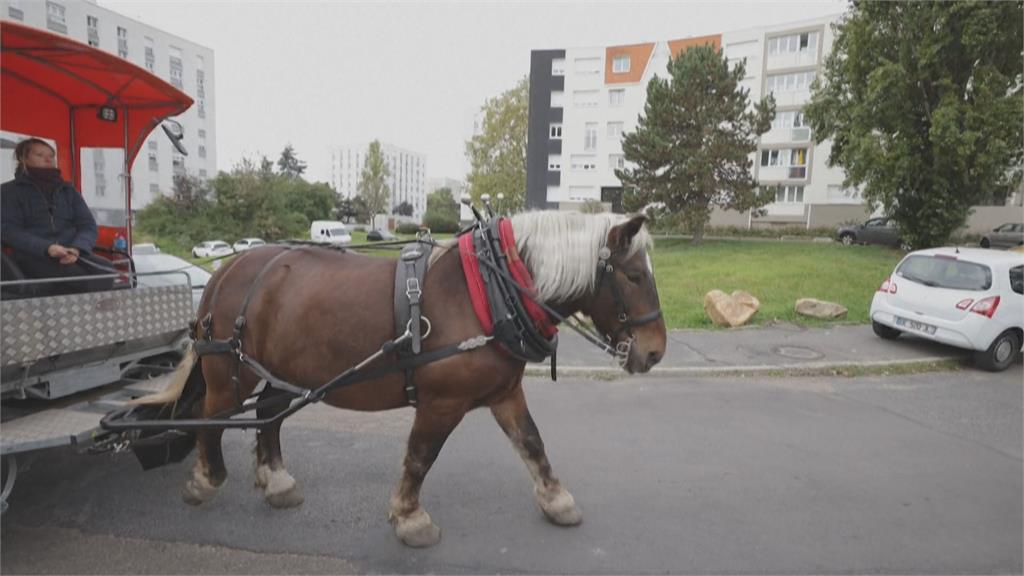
<box><xmin>524</xmin><ymin>355</ymin><xmax>966</xmax><ymax>379</ymax></box>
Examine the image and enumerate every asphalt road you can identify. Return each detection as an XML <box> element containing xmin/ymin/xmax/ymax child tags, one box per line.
<box><xmin>3</xmin><ymin>367</ymin><xmax>1021</xmax><ymax>575</ymax></box>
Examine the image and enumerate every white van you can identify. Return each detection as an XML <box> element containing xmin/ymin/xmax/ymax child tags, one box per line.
<box><xmin>310</xmin><ymin>220</ymin><xmax>352</xmax><ymax>245</ymax></box>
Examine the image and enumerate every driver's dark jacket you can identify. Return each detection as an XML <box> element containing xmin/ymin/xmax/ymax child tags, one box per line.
<box><xmin>1</xmin><ymin>175</ymin><xmax>98</xmax><ymax>258</ymax></box>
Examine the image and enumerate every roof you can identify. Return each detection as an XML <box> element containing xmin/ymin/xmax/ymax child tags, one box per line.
<box><xmin>0</xmin><ymin>21</ymin><xmax>193</xmax><ymax>183</ymax></box>
<box><xmin>909</xmin><ymin>247</ymin><xmax>1024</xmax><ymax>267</ymax></box>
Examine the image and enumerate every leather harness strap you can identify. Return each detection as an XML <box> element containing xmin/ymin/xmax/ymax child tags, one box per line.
<box><xmin>393</xmin><ymin>243</ymin><xmax>432</xmax><ymax>406</ymax></box>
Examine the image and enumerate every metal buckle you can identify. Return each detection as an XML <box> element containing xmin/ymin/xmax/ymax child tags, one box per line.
<box><xmin>406</xmin><ymin>277</ymin><xmax>422</xmax><ymax>299</ymax></box>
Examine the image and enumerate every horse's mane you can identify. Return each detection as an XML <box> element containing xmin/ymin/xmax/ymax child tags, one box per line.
<box><xmin>426</xmin><ymin>211</ymin><xmax>652</xmax><ymax>304</ymax></box>
<box><xmin>511</xmin><ymin>211</ymin><xmax>652</xmax><ymax>304</ymax></box>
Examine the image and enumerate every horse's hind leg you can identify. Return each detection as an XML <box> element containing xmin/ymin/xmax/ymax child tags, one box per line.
<box><xmin>389</xmin><ymin>400</ymin><xmax>468</xmax><ymax>548</ymax></box>
<box><xmin>182</xmin><ymin>366</ymin><xmax>248</xmax><ymax>505</ymax></box>
<box><xmin>253</xmin><ymin>385</ymin><xmax>304</xmax><ymax>508</ymax></box>
<box><xmin>490</xmin><ymin>384</ymin><xmax>582</xmax><ymax>526</ymax></box>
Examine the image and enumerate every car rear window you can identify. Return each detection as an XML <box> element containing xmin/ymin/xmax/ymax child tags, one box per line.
<box><xmin>896</xmin><ymin>255</ymin><xmax>992</xmax><ymax>291</ymax></box>
<box><xmin>1010</xmin><ymin>265</ymin><xmax>1023</xmax><ymax>295</ymax></box>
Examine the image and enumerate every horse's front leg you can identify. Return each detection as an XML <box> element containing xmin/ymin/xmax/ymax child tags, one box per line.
<box><xmin>490</xmin><ymin>384</ymin><xmax>582</xmax><ymax>526</ymax></box>
<box><xmin>390</xmin><ymin>399</ymin><xmax>468</xmax><ymax>548</ymax></box>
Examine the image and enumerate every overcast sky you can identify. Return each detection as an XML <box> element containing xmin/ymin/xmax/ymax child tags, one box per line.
<box><xmin>99</xmin><ymin>0</ymin><xmax>846</xmax><ymax>186</ymax></box>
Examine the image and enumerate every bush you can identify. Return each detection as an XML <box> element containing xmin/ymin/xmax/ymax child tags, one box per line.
<box><xmin>396</xmin><ymin>222</ymin><xmax>421</xmax><ymax>235</ymax></box>
<box><xmin>421</xmin><ymin>213</ymin><xmax>460</xmax><ymax>234</ymax></box>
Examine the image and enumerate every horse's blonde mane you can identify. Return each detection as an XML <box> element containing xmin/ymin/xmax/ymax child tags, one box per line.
<box><xmin>511</xmin><ymin>211</ymin><xmax>652</xmax><ymax>303</ymax></box>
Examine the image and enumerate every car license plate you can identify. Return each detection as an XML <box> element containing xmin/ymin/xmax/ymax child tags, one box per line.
<box><xmin>894</xmin><ymin>316</ymin><xmax>937</xmax><ymax>335</ymax></box>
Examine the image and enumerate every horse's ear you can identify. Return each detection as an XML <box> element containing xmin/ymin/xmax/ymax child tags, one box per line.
<box><xmin>607</xmin><ymin>215</ymin><xmax>647</xmax><ymax>253</ymax></box>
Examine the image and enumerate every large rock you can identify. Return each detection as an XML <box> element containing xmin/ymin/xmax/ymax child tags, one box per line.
<box><xmin>795</xmin><ymin>298</ymin><xmax>848</xmax><ymax>319</ymax></box>
<box><xmin>704</xmin><ymin>290</ymin><xmax>760</xmax><ymax>327</ymax></box>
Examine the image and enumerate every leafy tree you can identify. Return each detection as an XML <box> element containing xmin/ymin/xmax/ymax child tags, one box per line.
<box><xmin>170</xmin><ymin>171</ymin><xmax>210</xmax><ymax>213</ymax></box>
<box><xmin>358</xmin><ymin>140</ymin><xmax>391</xmax><ymax>222</ymax></box>
<box><xmin>393</xmin><ymin>201</ymin><xmax>414</xmax><ymax>217</ymax></box>
<box><xmin>805</xmin><ymin>1</ymin><xmax>1023</xmax><ymax>248</ymax></box>
<box><xmin>422</xmin><ymin>187</ymin><xmax>460</xmax><ymax>233</ymax></box>
<box><xmin>617</xmin><ymin>44</ymin><xmax>775</xmax><ymax>245</ymax></box>
<box><xmin>276</xmin><ymin>144</ymin><xmax>307</xmax><ymax>179</ymax></box>
<box><xmin>465</xmin><ymin>77</ymin><xmax>528</xmax><ymax>213</ymax></box>
<box><xmin>334</xmin><ymin>197</ymin><xmax>359</xmax><ymax>223</ymax></box>
<box><xmin>259</xmin><ymin>155</ymin><xmax>275</xmax><ymax>179</ymax></box>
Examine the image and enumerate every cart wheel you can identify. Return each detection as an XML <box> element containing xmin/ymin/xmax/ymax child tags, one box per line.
<box><xmin>1</xmin><ymin>455</ymin><xmax>17</xmax><ymax>514</ymax></box>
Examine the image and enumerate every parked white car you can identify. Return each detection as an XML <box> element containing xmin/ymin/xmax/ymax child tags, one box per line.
<box><xmin>870</xmin><ymin>247</ymin><xmax>1024</xmax><ymax>371</ymax></box>
<box><xmin>132</xmin><ymin>242</ymin><xmax>161</xmax><ymax>255</ymax></box>
<box><xmin>233</xmin><ymin>238</ymin><xmax>266</xmax><ymax>252</ymax></box>
<box><xmin>133</xmin><ymin>253</ymin><xmax>211</xmax><ymax>312</ymax></box>
<box><xmin>191</xmin><ymin>240</ymin><xmax>233</xmax><ymax>259</ymax></box>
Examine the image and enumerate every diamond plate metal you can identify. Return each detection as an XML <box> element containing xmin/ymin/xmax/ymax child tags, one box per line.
<box><xmin>1</xmin><ymin>286</ymin><xmax>192</xmax><ymax>367</ymax></box>
<box><xmin>0</xmin><ymin>408</ymin><xmax>103</xmax><ymax>455</ymax></box>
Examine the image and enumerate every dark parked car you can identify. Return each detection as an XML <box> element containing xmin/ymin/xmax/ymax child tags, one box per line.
<box><xmin>836</xmin><ymin>217</ymin><xmax>911</xmax><ymax>250</ymax></box>
<box><xmin>366</xmin><ymin>229</ymin><xmax>398</xmax><ymax>241</ymax></box>
<box><xmin>980</xmin><ymin>223</ymin><xmax>1024</xmax><ymax>249</ymax></box>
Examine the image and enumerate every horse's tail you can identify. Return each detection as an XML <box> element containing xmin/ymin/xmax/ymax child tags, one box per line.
<box><xmin>127</xmin><ymin>343</ymin><xmax>200</xmax><ymax>407</ymax></box>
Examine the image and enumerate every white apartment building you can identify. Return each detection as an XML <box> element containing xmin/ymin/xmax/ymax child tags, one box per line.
<box><xmin>331</xmin><ymin>143</ymin><xmax>427</xmax><ymax>221</ymax></box>
<box><xmin>1</xmin><ymin>0</ymin><xmax>216</xmax><ymax>226</ymax></box>
<box><xmin>526</xmin><ymin>13</ymin><xmax>867</xmax><ymax>228</ymax></box>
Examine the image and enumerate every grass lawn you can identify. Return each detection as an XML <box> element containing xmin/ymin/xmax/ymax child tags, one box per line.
<box><xmin>650</xmin><ymin>238</ymin><xmax>905</xmax><ymax>329</ymax></box>
<box><xmin>138</xmin><ymin>231</ymin><xmax>903</xmax><ymax>330</ymax></box>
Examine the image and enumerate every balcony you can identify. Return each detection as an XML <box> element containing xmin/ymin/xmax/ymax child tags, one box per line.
<box><xmin>759</xmin><ymin>165</ymin><xmax>807</xmax><ymax>181</ymax></box>
<box><xmin>770</xmin><ymin>89</ymin><xmax>812</xmax><ymax>108</ymax></box>
<box><xmin>761</xmin><ymin>126</ymin><xmax>811</xmax><ymax>145</ymax></box>
<box><xmin>766</xmin><ymin>51</ymin><xmax>818</xmax><ymax>71</ymax></box>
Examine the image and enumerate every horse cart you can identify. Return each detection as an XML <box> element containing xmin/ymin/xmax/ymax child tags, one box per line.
<box><xmin>1</xmin><ymin>21</ymin><xmax>195</xmax><ymax>511</ymax></box>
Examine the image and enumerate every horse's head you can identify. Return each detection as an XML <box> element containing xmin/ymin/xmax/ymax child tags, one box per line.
<box><xmin>586</xmin><ymin>215</ymin><xmax>667</xmax><ymax>374</ymax></box>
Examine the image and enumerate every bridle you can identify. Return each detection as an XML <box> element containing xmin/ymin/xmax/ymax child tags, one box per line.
<box><xmin>592</xmin><ymin>246</ymin><xmax>663</xmax><ymax>365</ymax></box>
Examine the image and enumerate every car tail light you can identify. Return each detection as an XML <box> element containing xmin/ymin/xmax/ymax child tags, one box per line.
<box><xmin>970</xmin><ymin>296</ymin><xmax>1001</xmax><ymax>318</ymax></box>
<box><xmin>955</xmin><ymin>299</ymin><xmax>974</xmax><ymax>310</ymax></box>
<box><xmin>878</xmin><ymin>277</ymin><xmax>897</xmax><ymax>294</ymax></box>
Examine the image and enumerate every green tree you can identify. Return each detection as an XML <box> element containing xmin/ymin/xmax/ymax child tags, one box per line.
<box><xmin>805</xmin><ymin>1</ymin><xmax>1023</xmax><ymax>249</ymax></box>
<box><xmin>170</xmin><ymin>171</ymin><xmax>210</xmax><ymax>213</ymax></box>
<box><xmin>358</xmin><ymin>140</ymin><xmax>391</xmax><ymax>223</ymax></box>
<box><xmin>393</xmin><ymin>201</ymin><xmax>414</xmax><ymax>217</ymax></box>
<box><xmin>465</xmin><ymin>77</ymin><xmax>528</xmax><ymax>213</ymax></box>
<box><xmin>423</xmin><ymin>187</ymin><xmax>460</xmax><ymax>233</ymax></box>
<box><xmin>617</xmin><ymin>44</ymin><xmax>775</xmax><ymax>245</ymax></box>
<box><xmin>276</xmin><ymin>144</ymin><xmax>307</xmax><ymax>179</ymax></box>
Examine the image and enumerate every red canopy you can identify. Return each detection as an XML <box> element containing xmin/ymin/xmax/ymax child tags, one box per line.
<box><xmin>1</xmin><ymin>20</ymin><xmax>193</xmax><ymax>188</ymax></box>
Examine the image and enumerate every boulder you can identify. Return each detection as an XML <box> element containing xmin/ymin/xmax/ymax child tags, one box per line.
<box><xmin>795</xmin><ymin>298</ymin><xmax>848</xmax><ymax>319</ymax></box>
<box><xmin>704</xmin><ymin>289</ymin><xmax>760</xmax><ymax>327</ymax></box>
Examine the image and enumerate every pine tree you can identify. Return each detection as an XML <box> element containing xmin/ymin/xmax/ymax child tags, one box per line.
<box><xmin>618</xmin><ymin>44</ymin><xmax>774</xmax><ymax>244</ymax></box>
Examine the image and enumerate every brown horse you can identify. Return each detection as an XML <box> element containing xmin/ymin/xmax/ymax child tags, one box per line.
<box><xmin>174</xmin><ymin>210</ymin><xmax>665</xmax><ymax>547</ymax></box>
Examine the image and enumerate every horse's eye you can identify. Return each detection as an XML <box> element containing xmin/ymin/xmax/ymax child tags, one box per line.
<box><xmin>626</xmin><ymin>272</ymin><xmax>643</xmax><ymax>284</ymax></box>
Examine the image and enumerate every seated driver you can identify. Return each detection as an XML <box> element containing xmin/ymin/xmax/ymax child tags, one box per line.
<box><xmin>1</xmin><ymin>138</ymin><xmax>113</xmax><ymax>296</ymax></box>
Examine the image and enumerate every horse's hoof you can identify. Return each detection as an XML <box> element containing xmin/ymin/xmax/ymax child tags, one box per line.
<box><xmin>537</xmin><ymin>487</ymin><xmax>582</xmax><ymax>526</ymax></box>
<box><xmin>391</xmin><ymin>508</ymin><xmax>442</xmax><ymax>548</ymax></box>
<box><xmin>260</xmin><ymin>467</ymin><xmax>303</xmax><ymax>508</ymax></box>
<box><xmin>266</xmin><ymin>485</ymin><xmax>304</xmax><ymax>508</ymax></box>
<box><xmin>182</xmin><ymin>473</ymin><xmax>218</xmax><ymax>506</ymax></box>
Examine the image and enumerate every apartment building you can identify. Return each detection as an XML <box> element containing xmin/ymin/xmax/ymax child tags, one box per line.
<box><xmin>331</xmin><ymin>143</ymin><xmax>427</xmax><ymax>221</ymax></box>
<box><xmin>1</xmin><ymin>0</ymin><xmax>216</xmax><ymax>226</ymax></box>
<box><xmin>526</xmin><ymin>13</ymin><xmax>869</xmax><ymax>228</ymax></box>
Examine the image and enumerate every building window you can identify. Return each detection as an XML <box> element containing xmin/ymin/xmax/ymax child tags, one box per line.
<box><xmin>197</xmin><ymin>99</ymin><xmax>206</xmax><ymax>118</ymax></box>
<box><xmin>144</xmin><ymin>37</ymin><xmax>155</xmax><ymax>72</ymax></box>
<box><xmin>767</xmin><ymin>71</ymin><xmax>816</xmax><ymax>93</ymax></box>
<box><xmin>772</xmin><ymin>110</ymin><xmax>806</xmax><ymax>129</ymax></box>
<box><xmin>573</xmin><ymin>90</ymin><xmax>599</xmax><ymax>108</ymax></box>
<box><xmin>196</xmin><ymin>69</ymin><xmax>205</xmax><ymax>99</ymax></box>
<box><xmin>551</xmin><ymin>58</ymin><xmax>565</xmax><ymax>76</ymax></box>
<box><xmin>148</xmin><ymin>152</ymin><xmax>158</xmax><ymax>172</ymax></box>
<box><xmin>609</xmin><ymin>89</ymin><xmax>625</xmax><ymax>107</ymax></box>
<box><xmin>149</xmin><ymin>183</ymin><xmax>160</xmax><ymax>195</ymax></box>
<box><xmin>198</xmin><ymin>129</ymin><xmax>206</xmax><ymax>139</ymax></box>
<box><xmin>172</xmin><ymin>154</ymin><xmax>185</xmax><ymax>175</ymax></box>
<box><xmin>95</xmin><ymin>181</ymin><xmax>106</xmax><ymax>197</ymax></box>
<box><xmin>198</xmin><ymin>145</ymin><xmax>207</xmax><ymax>159</ymax></box>
<box><xmin>568</xmin><ymin>186</ymin><xmax>596</xmax><ymax>201</ymax></box>
<box><xmin>584</xmin><ymin>123</ymin><xmax>598</xmax><ymax>151</ymax></box>
<box><xmin>169</xmin><ymin>46</ymin><xmax>183</xmax><ymax>89</ymax></box>
<box><xmin>550</xmin><ymin>90</ymin><xmax>564</xmax><ymax>108</ymax></box>
<box><xmin>570</xmin><ymin>155</ymin><xmax>597</xmax><ymax>171</ymax></box>
<box><xmin>773</xmin><ymin>185</ymin><xmax>805</xmax><ymax>203</ymax></box>
<box><xmin>768</xmin><ymin>32</ymin><xmax>818</xmax><ymax>56</ymax></box>
<box><xmin>549</xmin><ymin>123</ymin><xmax>562</xmax><ymax>140</ymax></box>
<box><xmin>87</xmin><ymin>15</ymin><xmax>99</xmax><ymax>47</ymax></box>
<box><xmin>46</xmin><ymin>1</ymin><xmax>67</xmax><ymax>34</ymax></box>
<box><xmin>609</xmin><ymin>154</ymin><xmax>625</xmax><ymax>170</ymax></box>
<box><xmin>548</xmin><ymin>155</ymin><xmax>562</xmax><ymax>171</ymax></box>
<box><xmin>612</xmin><ymin>55</ymin><xmax>631</xmax><ymax>74</ymax></box>
<box><xmin>8</xmin><ymin>1</ymin><xmax>24</xmax><ymax>20</ymax></box>
<box><xmin>199</xmin><ymin>169</ymin><xmax>208</xmax><ymax>178</ymax></box>
<box><xmin>760</xmin><ymin>147</ymin><xmax>807</xmax><ymax>177</ymax></box>
<box><xmin>148</xmin><ymin>140</ymin><xmax>158</xmax><ymax>151</ymax></box>
<box><xmin>760</xmin><ymin>149</ymin><xmax>781</xmax><ymax>167</ymax></box>
<box><xmin>607</xmin><ymin>122</ymin><xmax>624</xmax><ymax>139</ymax></box>
<box><xmin>117</xmin><ymin>27</ymin><xmax>128</xmax><ymax>58</ymax></box>
<box><xmin>574</xmin><ymin>57</ymin><xmax>601</xmax><ymax>75</ymax></box>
